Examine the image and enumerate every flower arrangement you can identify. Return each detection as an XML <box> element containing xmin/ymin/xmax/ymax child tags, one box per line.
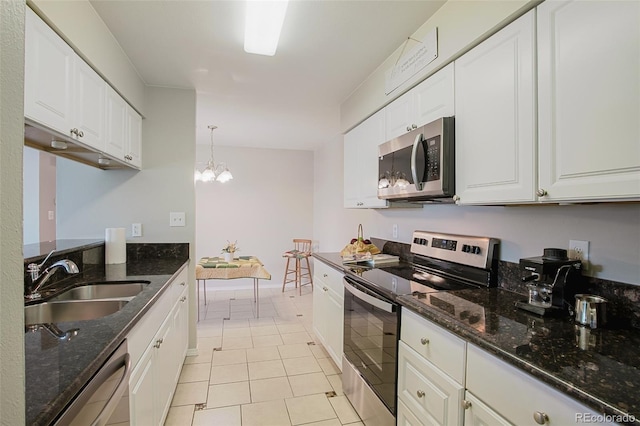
<box><xmin>221</xmin><ymin>240</ymin><xmax>239</xmax><ymax>254</ymax></box>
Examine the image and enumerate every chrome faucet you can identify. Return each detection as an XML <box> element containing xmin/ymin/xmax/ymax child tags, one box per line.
<box><xmin>26</xmin><ymin>250</ymin><xmax>80</xmax><ymax>300</ymax></box>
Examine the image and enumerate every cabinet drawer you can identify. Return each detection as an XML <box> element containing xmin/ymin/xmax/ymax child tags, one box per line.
<box><xmin>466</xmin><ymin>344</ymin><xmax>613</xmax><ymax>426</ymax></box>
<box><xmin>463</xmin><ymin>391</ymin><xmax>511</xmax><ymax>426</ymax></box>
<box><xmin>397</xmin><ymin>399</ymin><xmax>427</xmax><ymax>426</ymax></box>
<box><xmin>401</xmin><ymin>308</ymin><xmax>466</xmax><ymax>383</ymax></box>
<box><xmin>398</xmin><ymin>341</ymin><xmax>464</xmax><ymax>426</ymax></box>
<box><xmin>313</xmin><ymin>260</ymin><xmax>344</xmax><ymax>296</ymax></box>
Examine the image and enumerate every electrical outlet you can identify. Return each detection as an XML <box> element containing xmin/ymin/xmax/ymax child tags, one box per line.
<box><xmin>132</xmin><ymin>223</ymin><xmax>142</xmax><ymax>237</ymax></box>
<box><xmin>569</xmin><ymin>240</ymin><xmax>589</xmax><ymax>271</ymax></box>
<box><xmin>392</xmin><ymin>224</ymin><xmax>398</xmax><ymax>239</ymax></box>
<box><xmin>170</xmin><ymin>212</ymin><xmax>186</xmax><ymax>227</ymax></box>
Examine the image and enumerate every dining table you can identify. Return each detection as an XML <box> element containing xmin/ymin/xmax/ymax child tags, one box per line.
<box><xmin>195</xmin><ymin>255</ymin><xmax>271</xmax><ymax>319</ymax></box>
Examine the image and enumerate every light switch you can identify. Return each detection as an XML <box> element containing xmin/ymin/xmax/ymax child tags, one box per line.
<box><xmin>169</xmin><ymin>212</ymin><xmax>186</xmax><ymax>227</ymax></box>
<box><xmin>132</xmin><ymin>223</ymin><xmax>142</xmax><ymax>237</ymax></box>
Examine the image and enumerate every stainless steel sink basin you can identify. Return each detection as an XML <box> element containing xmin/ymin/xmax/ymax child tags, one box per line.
<box><xmin>25</xmin><ymin>300</ymin><xmax>128</xmax><ymax>326</ymax></box>
<box><xmin>50</xmin><ymin>281</ymin><xmax>149</xmax><ymax>302</ymax></box>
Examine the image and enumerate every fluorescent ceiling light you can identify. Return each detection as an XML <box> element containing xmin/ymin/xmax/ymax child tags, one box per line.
<box><xmin>244</xmin><ymin>0</ymin><xmax>289</xmax><ymax>56</ymax></box>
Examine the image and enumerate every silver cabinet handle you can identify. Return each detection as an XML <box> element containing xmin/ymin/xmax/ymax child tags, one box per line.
<box><xmin>533</xmin><ymin>411</ymin><xmax>549</xmax><ymax>425</ymax></box>
<box><xmin>416</xmin><ymin>390</ymin><xmax>425</xmax><ymax>398</ymax></box>
<box><xmin>453</xmin><ymin>195</ymin><xmax>461</xmax><ymax>202</ymax></box>
<box><xmin>412</xmin><ymin>123</ymin><xmax>417</xmax><ymax>129</ymax></box>
<box><xmin>70</xmin><ymin>128</ymin><xmax>78</xmax><ymax>136</ymax></box>
<box><xmin>154</xmin><ymin>338</ymin><xmax>164</xmax><ymax>348</ymax></box>
<box><xmin>323</xmin><ymin>286</ymin><xmax>328</xmax><ymax>292</ymax></box>
<box><xmin>420</xmin><ymin>337</ymin><xmax>429</xmax><ymax>345</ymax></box>
<box><xmin>180</xmin><ymin>296</ymin><xmax>187</xmax><ymax>302</ymax></box>
<box><xmin>463</xmin><ymin>400</ymin><xmax>472</xmax><ymax>409</ymax></box>
<box><xmin>180</xmin><ymin>282</ymin><xmax>186</xmax><ymax>286</ymax></box>
<box><xmin>77</xmin><ymin>130</ymin><xmax>84</xmax><ymax>137</ymax></box>
<box><xmin>323</xmin><ymin>274</ymin><xmax>328</xmax><ymax>278</ymax></box>
<box><xmin>536</xmin><ymin>188</ymin><xmax>548</xmax><ymax>197</ymax></box>
<box><xmin>406</xmin><ymin>126</ymin><xmax>411</xmax><ymax>132</ymax></box>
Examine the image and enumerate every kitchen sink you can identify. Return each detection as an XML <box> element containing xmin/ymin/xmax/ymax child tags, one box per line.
<box><xmin>24</xmin><ymin>299</ymin><xmax>128</xmax><ymax>326</ymax></box>
<box><xmin>49</xmin><ymin>281</ymin><xmax>150</xmax><ymax>302</ymax></box>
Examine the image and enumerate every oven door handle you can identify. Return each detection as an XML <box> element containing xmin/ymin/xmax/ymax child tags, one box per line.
<box><xmin>344</xmin><ymin>279</ymin><xmax>395</xmax><ymax>313</ymax></box>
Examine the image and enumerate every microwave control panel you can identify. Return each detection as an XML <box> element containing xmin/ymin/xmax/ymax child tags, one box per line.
<box><xmin>424</xmin><ymin>135</ymin><xmax>440</xmax><ymax>182</ymax></box>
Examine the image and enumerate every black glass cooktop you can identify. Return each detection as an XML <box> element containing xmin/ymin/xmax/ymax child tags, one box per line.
<box><xmin>345</xmin><ymin>261</ymin><xmax>477</xmax><ymax>300</ymax></box>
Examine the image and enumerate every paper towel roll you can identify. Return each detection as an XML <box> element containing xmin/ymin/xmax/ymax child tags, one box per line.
<box><xmin>105</xmin><ymin>227</ymin><xmax>126</xmax><ymax>264</ymax></box>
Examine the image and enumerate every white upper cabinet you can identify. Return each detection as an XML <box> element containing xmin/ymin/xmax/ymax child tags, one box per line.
<box><xmin>73</xmin><ymin>58</ymin><xmax>106</xmax><ymax>151</ymax></box>
<box><xmin>537</xmin><ymin>0</ymin><xmax>640</xmax><ymax>202</ymax></box>
<box><xmin>344</xmin><ymin>109</ymin><xmax>389</xmax><ymax>208</ymax></box>
<box><xmin>126</xmin><ymin>106</ymin><xmax>143</xmax><ymax>169</ymax></box>
<box><xmin>385</xmin><ymin>63</ymin><xmax>455</xmax><ymax>141</ymax></box>
<box><xmin>454</xmin><ymin>10</ymin><xmax>536</xmax><ymax>205</ymax></box>
<box><xmin>105</xmin><ymin>85</ymin><xmax>128</xmax><ymax>161</ymax></box>
<box><xmin>24</xmin><ymin>7</ymin><xmax>74</xmax><ymax>137</ymax></box>
<box><xmin>24</xmin><ymin>7</ymin><xmax>143</xmax><ymax>170</ymax></box>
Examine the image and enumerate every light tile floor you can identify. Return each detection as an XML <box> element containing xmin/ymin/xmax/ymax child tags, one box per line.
<box><xmin>164</xmin><ymin>283</ymin><xmax>363</xmax><ymax>426</ymax></box>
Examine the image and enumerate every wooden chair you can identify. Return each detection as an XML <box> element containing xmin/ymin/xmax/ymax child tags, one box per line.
<box><xmin>282</xmin><ymin>239</ymin><xmax>313</xmax><ymax>295</ymax></box>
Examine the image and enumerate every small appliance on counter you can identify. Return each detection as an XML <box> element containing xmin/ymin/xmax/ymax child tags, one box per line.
<box><xmin>516</xmin><ymin>248</ymin><xmax>583</xmax><ymax>316</ymax></box>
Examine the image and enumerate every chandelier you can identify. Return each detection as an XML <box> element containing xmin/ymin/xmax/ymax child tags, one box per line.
<box><xmin>195</xmin><ymin>125</ymin><xmax>233</xmax><ymax>183</ymax></box>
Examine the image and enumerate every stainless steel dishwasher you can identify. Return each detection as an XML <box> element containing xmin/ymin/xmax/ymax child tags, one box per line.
<box><xmin>55</xmin><ymin>339</ymin><xmax>131</xmax><ymax>426</ymax></box>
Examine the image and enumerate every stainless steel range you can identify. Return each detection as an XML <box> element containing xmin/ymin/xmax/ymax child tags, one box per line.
<box><xmin>342</xmin><ymin>230</ymin><xmax>499</xmax><ymax>426</ymax></box>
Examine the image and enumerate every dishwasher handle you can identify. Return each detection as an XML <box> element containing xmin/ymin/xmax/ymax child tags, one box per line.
<box><xmin>54</xmin><ymin>339</ymin><xmax>130</xmax><ymax>426</ymax></box>
<box><xmin>92</xmin><ymin>352</ymin><xmax>131</xmax><ymax>426</ymax></box>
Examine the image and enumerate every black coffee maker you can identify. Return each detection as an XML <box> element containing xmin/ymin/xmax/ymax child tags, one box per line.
<box><xmin>515</xmin><ymin>248</ymin><xmax>583</xmax><ymax>316</ymax></box>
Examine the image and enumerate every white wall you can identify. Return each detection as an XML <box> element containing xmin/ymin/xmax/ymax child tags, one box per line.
<box><xmin>0</xmin><ymin>0</ymin><xmax>26</xmax><ymax>423</ymax></box>
<box><xmin>314</xmin><ymin>138</ymin><xmax>640</xmax><ymax>286</ymax></box>
<box><xmin>196</xmin><ymin>145</ymin><xmax>314</xmax><ymax>286</ymax></box>
<box><xmin>57</xmin><ymin>86</ymin><xmax>198</xmax><ymax>347</ymax></box>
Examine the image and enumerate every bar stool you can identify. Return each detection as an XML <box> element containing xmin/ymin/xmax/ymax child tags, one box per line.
<box><xmin>282</xmin><ymin>239</ymin><xmax>313</xmax><ymax>295</ymax></box>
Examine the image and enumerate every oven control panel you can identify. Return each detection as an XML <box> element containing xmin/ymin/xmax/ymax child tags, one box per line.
<box><xmin>411</xmin><ymin>231</ymin><xmax>499</xmax><ymax>270</ymax></box>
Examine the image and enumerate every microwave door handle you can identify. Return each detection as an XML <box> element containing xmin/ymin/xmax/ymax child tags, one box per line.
<box><xmin>410</xmin><ymin>132</ymin><xmax>424</xmax><ymax>190</ymax></box>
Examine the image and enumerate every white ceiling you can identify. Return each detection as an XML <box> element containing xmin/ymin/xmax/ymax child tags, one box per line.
<box><xmin>89</xmin><ymin>0</ymin><xmax>445</xmax><ymax>150</ymax></box>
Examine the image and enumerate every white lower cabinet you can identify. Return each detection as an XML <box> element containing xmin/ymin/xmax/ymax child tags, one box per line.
<box><xmin>466</xmin><ymin>344</ymin><xmax>614</xmax><ymax>426</ymax></box>
<box><xmin>462</xmin><ymin>391</ymin><xmax>511</xmax><ymax>426</ymax></box>
<box><xmin>399</xmin><ymin>308</ymin><xmax>465</xmax><ymax>426</ymax></box>
<box><xmin>399</xmin><ymin>309</ymin><xmax>615</xmax><ymax>426</ymax></box>
<box><xmin>398</xmin><ymin>341</ymin><xmax>464</xmax><ymax>426</ymax></box>
<box><xmin>128</xmin><ymin>267</ymin><xmax>189</xmax><ymax>425</ymax></box>
<box><xmin>312</xmin><ymin>261</ymin><xmax>344</xmax><ymax>370</ymax></box>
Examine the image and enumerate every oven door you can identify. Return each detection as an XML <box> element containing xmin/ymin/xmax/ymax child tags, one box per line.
<box><xmin>343</xmin><ymin>276</ymin><xmax>399</xmax><ymax>415</ymax></box>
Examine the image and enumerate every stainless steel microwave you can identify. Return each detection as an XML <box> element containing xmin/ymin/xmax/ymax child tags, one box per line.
<box><xmin>377</xmin><ymin>117</ymin><xmax>455</xmax><ymax>202</ymax></box>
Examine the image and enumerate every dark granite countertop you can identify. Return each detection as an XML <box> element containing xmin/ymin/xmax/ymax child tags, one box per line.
<box><xmin>313</xmin><ymin>252</ymin><xmax>640</xmax><ymax>424</ymax></box>
<box><xmin>25</xmin><ymin>256</ymin><xmax>189</xmax><ymax>426</ymax></box>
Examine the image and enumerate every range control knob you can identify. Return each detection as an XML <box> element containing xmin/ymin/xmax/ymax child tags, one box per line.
<box><xmin>473</xmin><ymin>246</ymin><xmax>482</xmax><ymax>255</ymax></box>
<box><xmin>462</xmin><ymin>244</ymin><xmax>470</xmax><ymax>253</ymax></box>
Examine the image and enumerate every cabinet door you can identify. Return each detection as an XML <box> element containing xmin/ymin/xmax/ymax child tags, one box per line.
<box><xmin>126</xmin><ymin>106</ymin><xmax>143</xmax><ymax>169</ymax></box>
<box><xmin>24</xmin><ymin>8</ymin><xmax>74</xmax><ymax>136</ymax></box>
<box><xmin>463</xmin><ymin>391</ymin><xmax>512</xmax><ymax>426</ymax></box>
<box><xmin>156</xmin><ymin>314</ymin><xmax>175</xmax><ymax>425</ymax></box>
<box><xmin>397</xmin><ymin>399</ymin><xmax>427</xmax><ymax>426</ymax></box>
<box><xmin>343</xmin><ymin>110</ymin><xmax>388</xmax><ymax>208</ymax></box>
<box><xmin>73</xmin><ymin>58</ymin><xmax>106</xmax><ymax>151</ymax></box>
<box><xmin>312</xmin><ymin>278</ymin><xmax>329</xmax><ymax>346</ymax></box>
<box><xmin>537</xmin><ymin>0</ymin><xmax>640</xmax><ymax>201</ymax></box>
<box><xmin>413</xmin><ymin>63</ymin><xmax>455</xmax><ymax>128</ymax></box>
<box><xmin>454</xmin><ymin>11</ymin><xmax>536</xmax><ymax>205</ymax></box>
<box><xmin>385</xmin><ymin>89</ymin><xmax>415</xmax><ymax>141</ymax></box>
<box><xmin>325</xmin><ymin>286</ymin><xmax>344</xmax><ymax>371</ymax></box>
<box><xmin>105</xmin><ymin>85</ymin><xmax>128</xmax><ymax>161</ymax></box>
<box><xmin>129</xmin><ymin>345</ymin><xmax>155</xmax><ymax>425</ymax></box>
<box><xmin>398</xmin><ymin>341</ymin><xmax>464</xmax><ymax>426</ymax></box>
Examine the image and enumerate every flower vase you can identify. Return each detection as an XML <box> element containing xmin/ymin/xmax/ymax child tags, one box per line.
<box><xmin>223</xmin><ymin>252</ymin><xmax>234</xmax><ymax>262</ymax></box>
